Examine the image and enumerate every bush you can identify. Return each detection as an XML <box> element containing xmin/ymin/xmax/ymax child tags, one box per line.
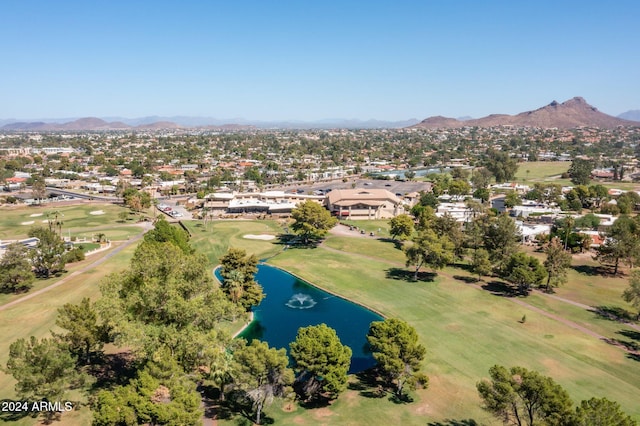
<box><xmin>600</xmin><ymin>203</ymin><xmax>620</xmax><ymax>216</ymax></box>
<box><xmin>63</xmin><ymin>248</ymin><xmax>85</xmax><ymax>263</ymax></box>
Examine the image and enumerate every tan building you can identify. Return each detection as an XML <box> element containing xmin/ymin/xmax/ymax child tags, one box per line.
<box><xmin>203</xmin><ymin>191</ymin><xmax>324</xmax><ymax>217</ymax></box>
<box><xmin>326</xmin><ymin>189</ymin><xmax>404</xmax><ymax>220</ymax></box>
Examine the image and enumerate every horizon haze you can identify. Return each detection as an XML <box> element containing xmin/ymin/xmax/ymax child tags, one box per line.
<box><xmin>1</xmin><ymin>1</ymin><xmax>639</xmax><ymax>121</ymax></box>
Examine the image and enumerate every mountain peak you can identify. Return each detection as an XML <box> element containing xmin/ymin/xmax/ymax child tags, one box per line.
<box><xmin>562</xmin><ymin>96</ymin><xmax>588</xmax><ymax>107</ymax></box>
<box><xmin>412</xmin><ymin>97</ymin><xmax>637</xmax><ymax>129</ymax></box>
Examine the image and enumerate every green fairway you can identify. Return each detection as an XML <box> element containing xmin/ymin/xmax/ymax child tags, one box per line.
<box><xmin>259</xmin><ymin>244</ymin><xmax>640</xmax><ymax>424</ymax></box>
<box><xmin>514</xmin><ymin>161</ymin><xmax>640</xmax><ymax>192</ymax></box>
<box><xmin>339</xmin><ymin>219</ymin><xmax>391</xmax><ymax>236</ymax></box>
<box><xmin>2</xmin><ymin>217</ymin><xmax>639</xmax><ymax>425</ymax></box>
<box><xmin>183</xmin><ymin>219</ymin><xmax>285</xmax><ymax>264</ymax></box>
<box><xmin>515</xmin><ymin>161</ymin><xmax>570</xmax><ymax>182</ymax></box>
<box><xmin>0</xmin><ymin>203</ymin><xmax>131</xmax><ymax>240</ymax></box>
<box><xmin>323</xmin><ymin>235</ymin><xmax>406</xmax><ymax>264</ymax></box>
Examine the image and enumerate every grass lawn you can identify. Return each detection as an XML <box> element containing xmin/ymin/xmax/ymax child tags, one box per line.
<box><xmin>339</xmin><ymin>219</ymin><xmax>391</xmax><ymax>237</ymax></box>
<box><xmin>0</xmin><ymin>203</ymin><xmax>131</xmax><ymax>240</ymax></box>
<box><xmin>514</xmin><ymin>161</ymin><xmax>640</xmax><ymax>191</ymax></box>
<box><xmin>3</xmin><ymin>217</ymin><xmax>639</xmax><ymax>425</ymax></box>
<box><xmin>0</xmin><ymin>243</ymin><xmax>139</xmax><ymax>426</ymax></box>
<box><xmin>515</xmin><ymin>161</ymin><xmax>571</xmax><ymax>182</ymax></box>
<box><xmin>323</xmin><ymin>235</ymin><xmax>406</xmax><ymax>264</ymax></box>
<box><xmin>183</xmin><ymin>219</ymin><xmax>285</xmax><ymax>265</ymax></box>
<box><xmin>74</xmin><ymin>242</ymin><xmax>101</xmax><ymax>252</ymax></box>
<box><xmin>255</xmin><ymin>243</ymin><xmax>640</xmax><ymax>424</ymax></box>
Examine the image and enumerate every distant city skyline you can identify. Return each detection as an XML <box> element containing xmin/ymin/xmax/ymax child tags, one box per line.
<box><xmin>1</xmin><ymin>0</ymin><xmax>638</xmax><ymax>121</ymax></box>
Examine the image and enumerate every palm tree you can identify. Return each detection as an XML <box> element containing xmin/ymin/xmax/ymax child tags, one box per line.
<box><xmin>207</xmin><ymin>350</ymin><xmax>234</xmax><ymax>401</ymax></box>
<box><xmin>225</xmin><ymin>270</ymin><xmax>245</xmax><ymax>305</ymax></box>
<box><xmin>47</xmin><ymin>210</ymin><xmax>64</xmax><ymax>237</ymax></box>
<box><xmin>564</xmin><ymin>215</ymin><xmax>575</xmax><ymax>250</ymax></box>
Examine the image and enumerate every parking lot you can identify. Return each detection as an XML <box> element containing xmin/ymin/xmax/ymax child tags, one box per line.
<box><xmin>279</xmin><ymin>178</ymin><xmax>432</xmax><ymax>197</ymax></box>
<box><xmin>157</xmin><ymin>201</ymin><xmax>192</xmax><ymax>220</ymax></box>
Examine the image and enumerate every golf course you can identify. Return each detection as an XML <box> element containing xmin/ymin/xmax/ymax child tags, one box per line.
<box><xmin>0</xmin><ymin>200</ymin><xmax>639</xmax><ymax>424</ymax></box>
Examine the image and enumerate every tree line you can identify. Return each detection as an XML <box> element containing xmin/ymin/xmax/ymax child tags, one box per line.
<box><xmin>1</xmin><ymin>212</ymin><xmax>88</xmax><ymax>294</ymax></box>
<box><xmin>477</xmin><ymin>364</ymin><xmax>636</xmax><ymax>425</ymax></box>
<box><xmin>3</xmin><ymin>217</ymin><xmax>429</xmax><ymax>425</ymax></box>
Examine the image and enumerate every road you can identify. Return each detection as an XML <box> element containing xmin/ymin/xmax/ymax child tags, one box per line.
<box><xmin>45</xmin><ymin>187</ymin><xmax>123</xmax><ymax>203</ymax></box>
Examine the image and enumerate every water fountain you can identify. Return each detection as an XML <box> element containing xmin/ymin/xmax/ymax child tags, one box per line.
<box><xmin>232</xmin><ymin>264</ymin><xmax>383</xmax><ymax>373</ymax></box>
<box><xmin>285</xmin><ymin>293</ymin><xmax>317</xmax><ymax>309</ymax></box>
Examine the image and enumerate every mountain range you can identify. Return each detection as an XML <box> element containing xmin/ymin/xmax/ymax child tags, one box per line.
<box><xmin>0</xmin><ymin>117</ymin><xmax>420</xmax><ymax>131</ymax></box>
<box><xmin>412</xmin><ymin>97</ymin><xmax>637</xmax><ymax>129</ymax></box>
<box><xmin>1</xmin><ymin>98</ymin><xmax>638</xmax><ymax>131</ymax></box>
<box><xmin>1</xmin><ymin>117</ymin><xmax>181</xmax><ymax>131</ymax></box>
<box><xmin>618</xmin><ymin>110</ymin><xmax>640</xmax><ymax>122</ymax></box>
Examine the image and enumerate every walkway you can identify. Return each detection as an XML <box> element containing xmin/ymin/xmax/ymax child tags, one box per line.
<box><xmin>0</xmin><ymin>222</ymin><xmax>152</xmax><ymax>312</ymax></box>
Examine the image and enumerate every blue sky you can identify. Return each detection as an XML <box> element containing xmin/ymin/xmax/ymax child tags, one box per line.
<box><xmin>1</xmin><ymin>0</ymin><xmax>638</xmax><ymax>121</ymax></box>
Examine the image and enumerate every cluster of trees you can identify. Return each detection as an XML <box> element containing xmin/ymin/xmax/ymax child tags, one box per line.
<box><xmin>591</xmin><ymin>215</ymin><xmax>640</xmax><ymax>275</ymax></box>
<box><xmin>4</xmin><ymin>217</ymin><xmax>431</xmax><ymax>424</ymax></box>
<box><xmin>477</xmin><ymin>365</ymin><xmax>636</xmax><ymax>425</ymax></box>
<box><xmin>505</xmin><ymin>181</ymin><xmax>638</xmax><ymax>216</ymax></box>
<box><xmin>483</xmin><ymin>149</ymin><xmax>519</xmax><ymax>183</ymax></box>
<box><xmin>232</xmin><ymin>317</ymin><xmax>428</xmax><ymax>424</ymax></box>
<box><xmin>0</xmin><ymin>242</ymin><xmax>35</xmax><ymax>293</ymax></box>
<box><xmin>566</xmin><ymin>158</ymin><xmax>630</xmax><ymax>187</ymax></box>
<box><xmin>5</xmin><ymin>297</ymin><xmax>108</xmax><ymax>423</ymax></box>
<box><xmin>3</xmin><ymin>219</ymin><xmax>238</xmax><ymax>424</ymax></box>
<box><xmin>470</xmin><ymin>216</ymin><xmax>572</xmax><ymax>295</ymax></box>
<box><xmin>219</xmin><ymin>248</ymin><xmax>264</xmax><ymax>311</ymax></box>
<box><xmin>429</xmin><ymin>173</ymin><xmax>472</xmax><ymax>198</ymax></box>
<box><xmin>122</xmin><ymin>187</ymin><xmax>152</xmax><ymax>212</ymax></box>
<box><xmin>0</xmin><ymin>223</ymin><xmax>87</xmax><ymax>293</ymax></box>
<box><xmin>390</xmin><ymin>199</ymin><xmax>574</xmax><ymax>295</ymax></box>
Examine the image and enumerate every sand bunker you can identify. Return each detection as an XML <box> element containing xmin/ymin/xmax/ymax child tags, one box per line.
<box><xmin>21</xmin><ymin>221</ymin><xmax>34</xmax><ymax>225</ymax></box>
<box><xmin>243</xmin><ymin>234</ymin><xmax>276</xmax><ymax>240</ymax></box>
<box><xmin>41</xmin><ymin>220</ymin><xmax>49</xmax><ymax>223</ymax></box>
<box><xmin>29</xmin><ymin>213</ymin><xmax>43</xmax><ymax>217</ymax></box>
<box><xmin>89</xmin><ymin>210</ymin><xmax>105</xmax><ymax>215</ymax></box>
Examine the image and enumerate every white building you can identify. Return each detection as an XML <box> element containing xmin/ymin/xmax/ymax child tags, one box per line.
<box><xmin>436</xmin><ymin>202</ymin><xmax>474</xmax><ymax>223</ymax></box>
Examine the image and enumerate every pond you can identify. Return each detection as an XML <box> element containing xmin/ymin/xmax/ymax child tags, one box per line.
<box><xmin>219</xmin><ymin>264</ymin><xmax>384</xmax><ymax>374</ymax></box>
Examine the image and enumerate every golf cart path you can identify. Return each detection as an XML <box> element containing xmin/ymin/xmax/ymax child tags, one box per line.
<box><xmin>321</xmin><ymin>228</ymin><xmax>640</xmax><ymax>353</ymax></box>
<box><xmin>0</xmin><ymin>222</ymin><xmax>152</xmax><ymax>312</ymax></box>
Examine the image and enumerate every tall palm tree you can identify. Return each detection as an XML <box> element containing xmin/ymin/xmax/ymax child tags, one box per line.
<box><xmin>564</xmin><ymin>215</ymin><xmax>575</xmax><ymax>250</ymax></box>
<box><xmin>47</xmin><ymin>210</ymin><xmax>64</xmax><ymax>237</ymax></box>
